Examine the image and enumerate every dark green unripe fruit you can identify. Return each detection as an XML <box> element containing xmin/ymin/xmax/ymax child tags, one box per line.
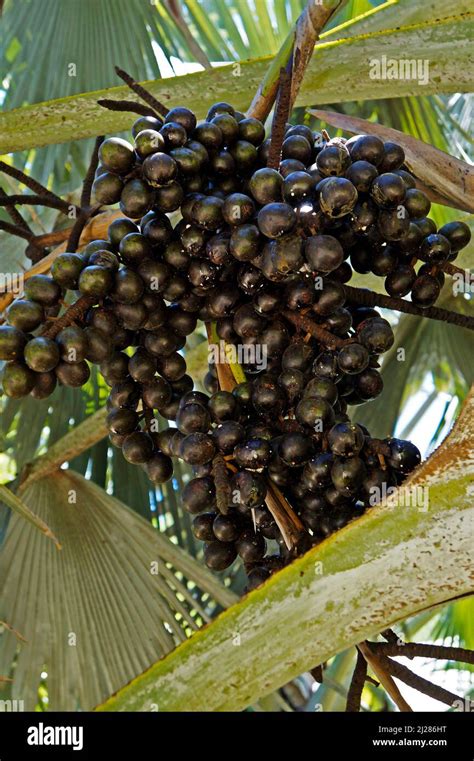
<box><xmin>120</xmin><ymin>178</ymin><xmax>152</xmax><ymax>218</ymax></box>
<box><xmin>134</xmin><ymin>129</ymin><xmax>164</xmax><ymax>159</ymax></box>
<box><xmin>345</xmin><ymin>160</ymin><xmax>378</xmax><ymax>192</ymax></box>
<box><xmin>319</xmin><ymin>177</ymin><xmax>358</xmax><ymax>218</ymax></box>
<box><xmin>257</xmin><ymin>202</ymin><xmax>296</xmax><ymax>238</ymax></box>
<box><xmin>305</xmin><ymin>234</ymin><xmax>344</xmax><ymax>273</ymax></box>
<box><xmin>404</xmin><ymin>188</ymin><xmax>431</xmax><ymax>218</ymax></box>
<box><xmin>204</xmin><ymin>541</ymin><xmax>237</xmax><ymax>571</ymax></box>
<box><xmin>24</xmin><ymin>336</ymin><xmax>60</xmax><ymax>372</ymax></box>
<box><xmin>132</xmin><ymin>115</ymin><xmax>163</xmax><ymax>138</ymax></box>
<box><xmin>119</xmin><ymin>232</ymin><xmax>152</xmax><ymax>266</ymax></box>
<box><xmin>238</xmin><ymin>117</ymin><xmax>265</xmax><ymax>145</ymax></box>
<box><xmin>193</xmin><ymin>122</ymin><xmax>223</xmax><ymax>150</ymax></box>
<box><xmin>24</xmin><ymin>275</ymin><xmax>61</xmax><ymax>306</ymax></box>
<box><xmin>2</xmin><ymin>361</ymin><xmax>36</xmax><ymax>398</ymax></box>
<box><xmin>347</xmin><ymin>134</ymin><xmax>384</xmax><ymax>166</ymax></box>
<box><xmin>56</xmin><ymin>326</ymin><xmax>89</xmax><ymax>364</ymax></box>
<box><xmin>210</xmin><ymin>150</ymin><xmax>235</xmax><ymax>175</ymax></box>
<box><xmin>191</xmin><ymin>196</ymin><xmax>224</xmax><ymax>231</ymax></box>
<box><xmin>230</xmin><ymin>140</ymin><xmax>258</xmax><ymax>171</ymax></box>
<box><xmin>92</xmin><ymin>172</ymin><xmax>123</xmax><ymax>205</ymax></box>
<box><xmin>370</xmin><ymin>173</ymin><xmax>406</xmax><ymax>208</ymax></box>
<box><xmin>143</xmin><ymin>152</ymin><xmax>177</xmax><ymax>186</ymax></box>
<box><xmin>55</xmin><ymin>360</ymin><xmax>90</xmax><ymax>387</ymax></box>
<box><xmin>6</xmin><ymin>299</ymin><xmax>44</xmax><ymax>332</ymax></box>
<box><xmin>154</xmin><ymin>181</ymin><xmax>184</xmax><ymax>212</ymax></box>
<box><xmin>51</xmin><ymin>253</ymin><xmax>85</xmax><ymax>288</ymax></box>
<box><xmin>230</xmin><ymin>224</ymin><xmax>260</xmax><ymax>261</ymax></box>
<box><xmin>99</xmin><ymin>137</ymin><xmax>135</xmax><ymax>175</ymax></box>
<box><xmin>0</xmin><ymin>325</ymin><xmax>26</xmax><ymax>360</ymax></box>
<box><xmin>249</xmin><ymin>168</ymin><xmax>283</xmax><ymax>204</ymax></box>
<box><xmin>169</xmin><ymin>146</ymin><xmax>202</xmax><ymax>175</ymax></box>
<box><xmin>30</xmin><ymin>371</ymin><xmax>57</xmax><ymax>399</ymax></box>
<box><xmin>108</xmin><ymin>218</ymin><xmax>139</xmax><ymax>247</ymax></box>
<box><xmin>78</xmin><ymin>265</ymin><xmax>113</xmax><ymax>297</ymax></box>
<box><xmin>144</xmin><ymin>452</ymin><xmax>173</xmax><ymax>484</ymax></box>
<box><xmin>210</xmin><ymin>113</ymin><xmax>239</xmax><ymax>144</ymax></box>
<box><xmin>207</xmin><ymin>101</ymin><xmax>235</xmax><ymax>120</ymax></box>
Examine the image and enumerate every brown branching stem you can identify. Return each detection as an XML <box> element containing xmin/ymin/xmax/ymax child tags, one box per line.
<box><xmin>97</xmin><ymin>99</ymin><xmax>161</xmax><ymax>118</ymax></box>
<box><xmin>0</xmin><ymin>219</ymin><xmax>35</xmax><ymax>241</ymax></box>
<box><xmin>41</xmin><ymin>295</ymin><xmax>96</xmax><ymax>339</ymax></box>
<box><xmin>283</xmin><ymin>309</ymin><xmax>347</xmax><ymax>349</ymax></box>
<box><xmin>346</xmin><ymin>649</ymin><xmax>368</xmax><ymax>712</ymax></box>
<box><xmin>81</xmin><ymin>136</ymin><xmax>104</xmax><ymax>208</ymax></box>
<box><xmin>357</xmin><ymin>641</ymin><xmax>413</xmax><ymax>712</ymax></box>
<box><xmin>371</xmin><ymin>641</ymin><xmax>474</xmax><ymax>665</ymax></box>
<box><xmin>343</xmin><ymin>284</ymin><xmax>474</xmax><ymax>331</ymax></box>
<box><xmin>0</xmin><ymin>160</ymin><xmax>65</xmax><ymax>206</ymax></box>
<box><xmin>0</xmin><ymin>193</ymin><xmax>80</xmax><ymax>215</ymax></box>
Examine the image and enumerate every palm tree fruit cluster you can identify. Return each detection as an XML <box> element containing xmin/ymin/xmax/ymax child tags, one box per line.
<box><xmin>7</xmin><ymin>99</ymin><xmax>470</xmax><ymax>586</ymax></box>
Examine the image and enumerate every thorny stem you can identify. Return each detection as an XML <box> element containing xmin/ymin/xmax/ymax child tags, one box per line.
<box><xmin>114</xmin><ymin>67</ymin><xmax>168</xmax><ymax>118</ymax></box>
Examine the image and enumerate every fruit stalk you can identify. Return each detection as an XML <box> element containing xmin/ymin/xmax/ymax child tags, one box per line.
<box><xmin>343</xmin><ymin>284</ymin><xmax>474</xmax><ymax>331</ymax></box>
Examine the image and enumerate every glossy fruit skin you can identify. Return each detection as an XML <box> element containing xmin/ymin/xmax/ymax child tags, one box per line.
<box><xmin>411</xmin><ymin>274</ymin><xmax>441</xmax><ymax>308</ymax></box>
<box><xmin>384</xmin><ymin>265</ymin><xmax>416</xmax><ymax>297</ymax></box>
<box><xmin>370</xmin><ymin>173</ymin><xmax>406</xmax><ymax>208</ymax></box>
<box><xmin>347</xmin><ymin>134</ymin><xmax>384</xmax><ymax>166</ymax></box>
<box><xmin>248</xmin><ymin>168</ymin><xmax>283</xmax><ymax>204</ymax></box>
<box><xmin>78</xmin><ymin>265</ymin><xmax>113</xmax><ymax>297</ymax></box>
<box><xmin>438</xmin><ymin>221</ymin><xmax>471</xmax><ymax>253</ymax></box>
<box><xmin>99</xmin><ymin>137</ymin><xmax>135</xmax><ymax>175</ymax></box>
<box><xmin>328</xmin><ymin>422</ymin><xmax>365</xmax><ymax>457</ymax></box>
<box><xmin>304</xmin><ymin>234</ymin><xmax>344</xmax><ymax>273</ymax></box>
<box><xmin>319</xmin><ymin>177</ymin><xmax>358</xmax><ymax>218</ymax></box>
<box><xmin>122</xmin><ymin>431</ymin><xmax>154</xmax><ymax>464</ymax></box>
<box><xmin>337</xmin><ymin>343</ymin><xmax>369</xmax><ymax>374</ymax></box>
<box><xmin>419</xmin><ymin>234</ymin><xmax>451</xmax><ymax>264</ymax></box>
<box><xmin>387</xmin><ymin>438</ymin><xmax>421</xmax><ymax>474</ymax></box>
<box><xmin>257</xmin><ymin>203</ymin><xmax>296</xmax><ymax>239</ymax></box>
<box><xmin>145</xmin><ymin>452</ymin><xmax>173</xmax><ymax>484</ymax></box>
